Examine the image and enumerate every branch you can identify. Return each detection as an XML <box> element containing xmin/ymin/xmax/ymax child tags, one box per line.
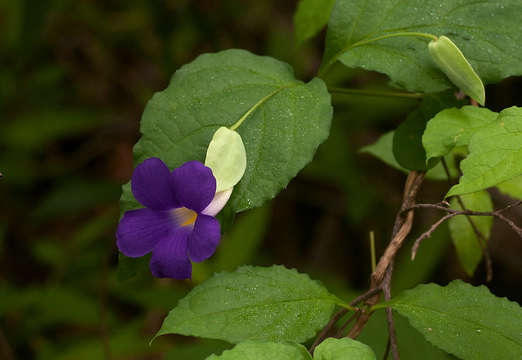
<box><xmin>409</xmin><ymin>200</ymin><xmax>522</xmax><ymax>260</ymax></box>
<box><xmin>347</xmin><ymin>171</ymin><xmax>425</xmax><ymax>341</ymax></box>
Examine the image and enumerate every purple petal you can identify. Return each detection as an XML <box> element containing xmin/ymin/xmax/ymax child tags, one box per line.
<box><xmin>171</xmin><ymin>161</ymin><xmax>216</xmax><ymax>212</ymax></box>
<box><xmin>149</xmin><ymin>226</ymin><xmax>192</xmax><ymax>279</ymax></box>
<box><xmin>116</xmin><ymin>208</ymin><xmax>173</xmax><ymax>257</ymax></box>
<box><xmin>188</xmin><ymin>214</ymin><xmax>220</xmax><ymax>262</ymax></box>
<box><xmin>132</xmin><ymin>158</ymin><xmax>178</xmax><ymax>210</ymax></box>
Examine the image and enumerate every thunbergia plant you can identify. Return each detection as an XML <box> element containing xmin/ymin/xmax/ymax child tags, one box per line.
<box><xmin>117</xmin><ymin>0</ymin><xmax>522</xmax><ymax>359</ymax></box>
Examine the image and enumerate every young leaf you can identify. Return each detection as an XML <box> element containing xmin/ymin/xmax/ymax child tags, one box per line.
<box><xmin>448</xmin><ymin>191</ymin><xmax>493</xmax><ymax>276</ymax></box>
<box><xmin>205</xmin><ymin>341</ymin><xmax>311</xmax><ymax>360</ymax></box>
<box><xmin>497</xmin><ymin>175</ymin><xmax>522</xmax><ymax>200</ymax></box>
<box><xmin>393</xmin><ymin>92</ymin><xmax>464</xmax><ymax>170</ymax></box>
<box><xmin>121</xmin><ymin>49</ymin><xmax>332</xmax><ymax>214</ymax></box>
<box><xmin>377</xmin><ymin>280</ymin><xmax>522</xmax><ymax>360</ymax></box>
<box><xmin>294</xmin><ymin>0</ymin><xmax>336</xmax><ymax>45</ymax></box>
<box><xmin>313</xmin><ymin>338</ymin><xmax>376</xmax><ymax>360</ymax></box>
<box><xmin>154</xmin><ymin>265</ymin><xmax>340</xmax><ymax>344</ymax></box>
<box><xmin>423</xmin><ymin>106</ymin><xmax>497</xmax><ymax>163</ymax></box>
<box><xmin>447</xmin><ymin>106</ymin><xmax>522</xmax><ymax>197</ymax></box>
<box><xmin>320</xmin><ymin>0</ymin><xmax>522</xmax><ymax>93</ymax></box>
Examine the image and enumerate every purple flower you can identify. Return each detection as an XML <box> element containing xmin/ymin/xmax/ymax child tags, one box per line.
<box><xmin>116</xmin><ymin>158</ymin><xmax>221</xmax><ymax>279</ymax></box>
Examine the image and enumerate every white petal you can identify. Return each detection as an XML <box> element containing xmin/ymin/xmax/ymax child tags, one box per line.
<box><xmin>201</xmin><ymin>188</ymin><xmax>233</xmax><ymax>216</ymax></box>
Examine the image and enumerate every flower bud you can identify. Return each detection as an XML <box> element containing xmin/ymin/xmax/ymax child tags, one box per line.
<box><xmin>205</xmin><ymin>127</ymin><xmax>247</xmax><ymax>192</ymax></box>
<box><xmin>429</xmin><ymin>36</ymin><xmax>485</xmax><ymax>106</ymax></box>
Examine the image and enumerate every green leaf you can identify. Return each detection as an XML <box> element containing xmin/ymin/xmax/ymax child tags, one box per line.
<box><xmin>448</xmin><ymin>191</ymin><xmax>493</xmax><ymax>276</ymax></box>
<box><xmin>497</xmin><ymin>175</ymin><xmax>522</xmax><ymax>200</ymax></box>
<box><xmin>205</xmin><ymin>341</ymin><xmax>311</xmax><ymax>360</ymax></box>
<box><xmin>313</xmin><ymin>338</ymin><xmax>376</xmax><ymax>360</ymax></box>
<box><xmin>377</xmin><ymin>280</ymin><xmax>522</xmax><ymax>360</ymax></box>
<box><xmin>423</xmin><ymin>106</ymin><xmax>497</xmax><ymax>163</ymax></box>
<box><xmin>294</xmin><ymin>0</ymin><xmax>336</xmax><ymax>45</ymax></box>
<box><xmin>358</xmin><ymin>310</ymin><xmax>451</xmax><ymax>360</ymax></box>
<box><xmin>360</xmin><ymin>130</ymin><xmax>458</xmax><ymax>181</ymax></box>
<box><xmin>154</xmin><ymin>265</ymin><xmax>340</xmax><ymax>344</ymax></box>
<box><xmin>447</xmin><ymin>106</ymin><xmax>522</xmax><ymax>197</ymax></box>
<box><xmin>393</xmin><ymin>92</ymin><xmax>464</xmax><ymax>170</ymax></box>
<box><xmin>120</xmin><ymin>49</ymin><xmax>332</xmax><ymax>214</ymax></box>
<box><xmin>321</xmin><ymin>0</ymin><xmax>522</xmax><ymax>92</ymax></box>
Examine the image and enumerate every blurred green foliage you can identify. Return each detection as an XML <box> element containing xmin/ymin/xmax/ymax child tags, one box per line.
<box><xmin>1</xmin><ymin>0</ymin><xmax>520</xmax><ymax>359</ymax></box>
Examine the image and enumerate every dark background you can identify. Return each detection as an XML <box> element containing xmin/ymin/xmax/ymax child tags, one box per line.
<box><xmin>1</xmin><ymin>1</ymin><xmax>521</xmax><ymax>359</ymax></box>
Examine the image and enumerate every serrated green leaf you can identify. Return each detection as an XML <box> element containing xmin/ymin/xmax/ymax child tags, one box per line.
<box><xmin>497</xmin><ymin>175</ymin><xmax>522</xmax><ymax>200</ymax></box>
<box><xmin>360</xmin><ymin>130</ymin><xmax>459</xmax><ymax>181</ymax></box>
<box><xmin>155</xmin><ymin>265</ymin><xmax>340</xmax><ymax>344</ymax></box>
<box><xmin>314</xmin><ymin>338</ymin><xmax>376</xmax><ymax>360</ymax></box>
<box><xmin>447</xmin><ymin>106</ymin><xmax>522</xmax><ymax>197</ymax></box>
<box><xmin>423</xmin><ymin>106</ymin><xmax>497</xmax><ymax>163</ymax></box>
<box><xmin>294</xmin><ymin>0</ymin><xmax>336</xmax><ymax>45</ymax></box>
<box><xmin>321</xmin><ymin>0</ymin><xmax>522</xmax><ymax>92</ymax></box>
<box><xmin>448</xmin><ymin>191</ymin><xmax>493</xmax><ymax>276</ymax></box>
<box><xmin>393</xmin><ymin>92</ymin><xmax>464</xmax><ymax>170</ymax></box>
<box><xmin>358</xmin><ymin>310</ymin><xmax>451</xmax><ymax>360</ymax></box>
<box><xmin>120</xmin><ymin>49</ymin><xmax>332</xmax><ymax>215</ymax></box>
<box><xmin>205</xmin><ymin>341</ymin><xmax>311</xmax><ymax>360</ymax></box>
<box><xmin>377</xmin><ymin>280</ymin><xmax>522</xmax><ymax>360</ymax></box>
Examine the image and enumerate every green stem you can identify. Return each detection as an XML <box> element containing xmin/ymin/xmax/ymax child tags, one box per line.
<box><xmin>338</xmin><ymin>302</ymin><xmax>358</xmax><ymax>312</ymax></box>
<box><xmin>328</xmin><ymin>87</ymin><xmax>423</xmax><ymax>99</ymax></box>
<box><xmin>319</xmin><ymin>31</ymin><xmax>438</xmax><ymax>78</ymax></box>
<box><xmin>229</xmin><ymin>85</ymin><xmax>295</xmax><ymax>131</ymax></box>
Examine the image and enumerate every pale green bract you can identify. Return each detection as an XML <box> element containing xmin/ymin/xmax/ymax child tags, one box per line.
<box><xmin>313</xmin><ymin>338</ymin><xmax>376</xmax><ymax>360</ymax></box>
<box><xmin>205</xmin><ymin>127</ymin><xmax>247</xmax><ymax>192</ymax></box>
<box><xmin>205</xmin><ymin>341</ymin><xmax>311</xmax><ymax>360</ymax></box>
<box><xmin>377</xmin><ymin>280</ymin><xmax>522</xmax><ymax>360</ymax></box>
<box><xmin>447</xmin><ymin>106</ymin><xmax>522</xmax><ymax>197</ymax></box>
<box><xmin>428</xmin><ymin>36</ymin><xmax>485</xmax><ymax>105</ymax></box>
<box><xmin>423</xmin><ymin>106</ymin><xmax>497</xmax><ymax>164</ymax></box>
<box><xmin>321</xmin><ymin>0</ymin><xmax>522</xmax><ymax>93</ymax></box>
<box><xmin>448</xmin><ymin>191</ymin><xmax>493</xmax><ymax>276</ymax></box>
<box><xmin>154</xmin><ymin>265</ymin><xmax>340</xmax><ymax>344</ymax></box>
<box><xmin>119</xmin><ymin>49</ymin><xmax>332</xmax><ymax>216</ymax></box>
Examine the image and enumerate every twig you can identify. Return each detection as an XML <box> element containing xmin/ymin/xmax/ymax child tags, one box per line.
<box><xmin>410</xmin><ymin>200</ymin><xmax>522</xmax><ymax>260</ymax></box>
<box><xmin>440</xmin><ymin>158</ymin><xmax>492</xmax><ymax>281</ymax></box>
<box><xmin>348</xmin><ymin>172</ymin><xmax>425</xmax><ymax>340</ymax></box>
<box><xmin>335</xmin><ymin>312</ymin><xmax>359</xmax><ymax>338</ymax></box>
<box><xmin>382</xmin><ymin>264</ymin><xmax>399</xmax><ymax>360</ymax></box>
<box><xmin>310</xmin><ymin>287</ymin><xmax>384</xmax><ymax>353</ymax></box>
<box><xmin>383</xmin><ymin>338</ymin><xmax>391</xmax><ymax>360</ymax></box>
<box><xmin>309</xmin><ymin>308</ymin><xmax>348</xmax><ymax>352</ymax></box>
<box><xmin>349</xmin><ymin>287</ymin><xmax>383</xmax><ymax>307</ymax></box>
<box><xmin>411</xmin><ymin>213</ymin><xmax>456</xmax><ymax>259</ymax></box>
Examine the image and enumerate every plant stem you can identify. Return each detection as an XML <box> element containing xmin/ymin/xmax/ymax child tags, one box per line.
<box><xmin>229</xmin><ymin>85</ymin><xmax>295</xmax><ymax>131</ymax></box>
<box><xmin>328</xmin><ymin>87</ymin><xmax>423</xmax><ymax>99</ymax></box>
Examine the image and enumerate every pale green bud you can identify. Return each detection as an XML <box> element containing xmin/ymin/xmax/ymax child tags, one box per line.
<box><xmin>205</xmin><ymin>127</ymin><xmax>247</xmax><ymax>192</ymax></box>
<box><xmin>429</xmin><ymin>36</ymin><xmax>485</xmax><ymax>106</ymax></box>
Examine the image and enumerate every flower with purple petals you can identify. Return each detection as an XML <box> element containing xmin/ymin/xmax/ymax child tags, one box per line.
<box><xmin>116</xmin><ymin>158</ymin><xmax>222</xmax><ymax>279</ymax></box>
